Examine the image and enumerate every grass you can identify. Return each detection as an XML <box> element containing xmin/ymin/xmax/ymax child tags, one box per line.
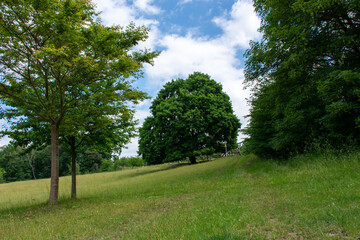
<box><xmin>0</xmin><ymin>150</ymin><xmax>359</xmax><ymax>239</ymax></box>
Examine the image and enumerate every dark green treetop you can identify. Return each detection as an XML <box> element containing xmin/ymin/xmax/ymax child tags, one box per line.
<box><xmin>139</xmin><ymin>72</ymin><xmax>240</xmax><ymax>164</ymax></box>
<box><xmin>243</xmin><ymin>0</ymin><xmax>360</xmax><ymax>157</ymax></box>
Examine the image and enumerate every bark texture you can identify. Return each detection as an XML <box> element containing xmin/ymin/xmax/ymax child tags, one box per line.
<box><xmin>49</xmin><ymin>123</ymin><xmax>59</xmax><ymax>205</ymax></box>
<box><xmin>70</xmin><ymin>136</ymin><xmax>77</xmax><ymax>199</ymax></box>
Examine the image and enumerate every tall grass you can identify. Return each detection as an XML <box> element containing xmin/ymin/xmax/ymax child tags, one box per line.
<box><xmin>0</xmin><ymin>150</ymin><xmax>359</xmax><ymax>239</ymax></box>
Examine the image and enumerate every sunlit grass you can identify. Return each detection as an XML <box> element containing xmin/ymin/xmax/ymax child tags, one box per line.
<box><xmin>0</xmin><ymin>151</ymin><xmax>359</xmax><ymax>239</ymax></box>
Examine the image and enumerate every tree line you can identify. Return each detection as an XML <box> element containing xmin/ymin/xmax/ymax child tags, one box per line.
<box><xmin>0</xmin><ymin>144</ymin><xmax>145</xmax><ymax>183</ymax></box>
<box><xmin>243</xmin><ymin>0</ymin><xmax>360</xmax><ymax>158</ymax></box>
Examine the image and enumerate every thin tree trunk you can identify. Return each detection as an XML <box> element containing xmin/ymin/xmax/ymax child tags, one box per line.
<box><xmin>49</xmin><ymin>123</ymin><xmax>59</xmax><ymax>205</ymax></box>
<box><xmin>27</xmin><ymin>151</ymin><xmax>36</xmax><ymax>180</ymax></box>
<box><xmin>70</xmin><ymin>136</ymin><xmax>77</xmax><ymax>199</ymax></box>
<box><xmin>189</xmin><ymin>156</ymin><xmax>196</xmax><ymax>164</ymax></box>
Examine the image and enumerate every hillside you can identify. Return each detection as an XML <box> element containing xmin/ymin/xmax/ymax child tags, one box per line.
<box><xmin>0</xmin><ymin>151</ymin><xmax>359</xmax><ymax>239</ymax></box>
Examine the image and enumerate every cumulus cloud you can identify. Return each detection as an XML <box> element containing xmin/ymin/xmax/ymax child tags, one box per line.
<box><xmin>145</xmin><ymin>34</ymin><xmax>232</xmax><ymax>82</ymax></box>
<box><xmin>120</xmin><ymin>108</ymin><xmax>151</xmax><ymax>157</ymax></box>
<box><xmin>213</xmin><ymin>0</ymin><xmax>261</xmax><ymax>48</ymax></box>
<box><xmin>144</xmin><ymin>33</ymin><xmax>250</xmax><ymax>123</ymax></box>
<box><xmin>93</xmin><ymin>0</ymin><xmax>134</xmax><ymax>26</ymax></box>
<box><xmin>179</xmin><ymin>0</ymin><xmax>193</xmax><ymax>4</ymax></box>
<box><xmin>93</xmin><ymin>0</ymin><xmax>160</xmax><ymax>26</ymax></box>
<box><xmin>134</xmin><ymin>109</ymin><xmax>152</xmax><ymax>125</ymax></box>
<box><xmin>134</xmin><ymin>0</ymin><xmax>161</xmax><ymax>15</ymax></box>
<box><xmin>178</xmin><ymin>0</ymin><xmax>212</xmax><ymax>5</ymax></box>
<box><xmin>120</xmin><ymin>137</ymin><xmax>140</xmax><ymax>157</ymax></box>
<box><xmin>0</xmin><ymin>136</ymin><xmax>9</xmax><ymax>147</ymax></box>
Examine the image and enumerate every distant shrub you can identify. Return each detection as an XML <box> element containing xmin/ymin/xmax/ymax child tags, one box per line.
<box><xmin>91</xmin><ymin>163</ymin><xmax>99</xmax><ymax>173</ymax></box>
<box><xmin>113</xmin><ymin>159</ymin><xmax>123</xmax><ymax>171</ymax></box>
<box><xmin>211</xmin><ymin>153</ymin><xmax>222</xmax><ymax>159</ymax></box>
<box><xmin>100</xmin><ymin>159</ymin><xmax>114</xmax><ymax>172</ymax></box>
<box><xmin>67</xmin><ymin>163</ymin><xmax>80</xmax><ymax>175</ymax></box>
<box><xmin>114</xmin><ymin>157</ymin><xmax>145</xmax><ymax>168</ymax></box>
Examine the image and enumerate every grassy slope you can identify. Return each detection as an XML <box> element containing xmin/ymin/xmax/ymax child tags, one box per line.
<box><xmin>0</xmin><ymin>151</ymin><xmax>359</xmax><ymax>239</ymax></box>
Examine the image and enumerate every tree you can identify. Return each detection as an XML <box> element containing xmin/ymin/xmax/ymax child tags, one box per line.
<box><xmin>0</xmin><ymin>145</ymin><xmax>31</xmax><ymax>181</ymax></box>
<box><xmin>5</xmin><ymin>87</ymin><xmax>143</xmax><ymax>199</ymax></box>
<box><xmin>244</xmin><ymin>0</ymin><xmax>360</xmax><ymax>157</ymax></box>
<box><xmin>139</xmin><ymin>72</ymin><xmax>240</xmax><ymax>164</ymax></box>
<box><xmin>0</xmin><ymin>167</ymin><xmax>5</xmax><ymax>183</ymax></box>
<box><xmin>0</xmin><ymin>0</ymin><xmax>158</xmax><ymax>204</ymax></box>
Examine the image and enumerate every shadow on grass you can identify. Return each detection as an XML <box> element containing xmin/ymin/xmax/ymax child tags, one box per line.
<box><xmin>203</xmin><ymin>233</ymin><xmax>241</xmax><ymax>240</ymax></box>
<box><xmin>117</xmin><ymin>160</ymin><xmax>212</xmax><ymax>180</ymax></box>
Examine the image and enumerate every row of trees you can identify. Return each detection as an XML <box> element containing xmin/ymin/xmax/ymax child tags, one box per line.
<box><xmin>0</xmin><ymin>145</ymin><xmax>105</xmax><ymax>182</ymax></box>
<box><xmin>243</xmin><ymin>0</ymin><xmax>360</xmax><ymax>157</ymax></box>
<box><xmin>0</xmin><ymin>0</ymin><xmax>158</xmax><ymax>204</ymax></box>
<box><xmin>0</xmin><ymin>144</ymin><xmax>145</xmax><ymax>183</ymax></box>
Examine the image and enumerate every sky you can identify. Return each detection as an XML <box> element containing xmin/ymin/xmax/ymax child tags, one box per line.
<box><xmin>0</xmin><ymin>0</ymin><xmax>262</xmax><ymax>156</ymax></box>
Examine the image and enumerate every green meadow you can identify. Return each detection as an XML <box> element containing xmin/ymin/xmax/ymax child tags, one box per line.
<box><xmin>0</xmin><ymin>151</ymin><xmax>359</xmax><ymax>239</ymax></box>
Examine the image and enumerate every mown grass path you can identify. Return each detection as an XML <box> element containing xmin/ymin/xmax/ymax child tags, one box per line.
<box><xmin>0</xmin><ymin>153</ymin><xmax>359</xmax><ymax>239</ymax></box>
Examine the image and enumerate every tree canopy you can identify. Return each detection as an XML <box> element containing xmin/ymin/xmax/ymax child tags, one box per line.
<box><xmin>243</xmin><ymin>0</ymin><xmax>360</xmax><ymax>157</ymax></box>
<box><xmin>139</xmin><ymin>72</ymin><xmax>240</xmax><ymax>164</ymax></box>
<box><xmin>0</xmin><ymin>0</ymin><xmax>158</xmax><ymax>203</ymax></box>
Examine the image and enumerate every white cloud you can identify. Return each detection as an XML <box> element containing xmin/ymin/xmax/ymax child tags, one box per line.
<box><xmin>135</xmin><ymin>109</ymin><xmax>152</xmax><ymax>125</ymax></box>
<box><xmin>144</xmin><ymin>32</ymin><xmax>250</xmax><ymax>123</ymax></box>
<box><xmin>145</xmin><ymin>34</ymin><xmax>228</xmax><ymax>82</ymax></box>
<box><xmin>0</xmin><ymin>119</ymin><xmax>10</xmax><ymax>147</ymax></box>
<box><xmin>178</xmin><ymin>0</ymin><xmax>212</xmax><ymax>4</ymax></box>
<box><xmin>179</xmin><ymin>0</ymin><xmax>193</xmax><ymax>4</ymax></box>
<box><xmin>93</xmin><ymin>0</ymin><xmax>160</xmax><ymax>26</ymax></box>
<box><xmin>120</xmin><ymin>108</ymin><xmax>151</xmax><ymax>157</ymax></box>
<box><xmin>134</xmin><ymin>0</ymin><xmax>161</xmax><ymax>15</ymax></box>
<box><xmin>135</xmin><ymin>24</ymin><xmax>161</xmax><ymax>51</ymax></box>
<box><xmin>93</xmin><ymin>0</ymin><xmax>134</xmax><ymax>26</ymax></box>
<box><xmin>213</xmin><ymin>0</ymin><xmax>261</xmax><ymax>48</ymax></box>
<box><xmin>120</xmin><ymin>137</ymin><xmax>140</xmax><ymax>157</ymax></box>
<box><xmin>0</xmin><ymin>136</ymin><xmax>9</xmax><ymax>147</ymax></box>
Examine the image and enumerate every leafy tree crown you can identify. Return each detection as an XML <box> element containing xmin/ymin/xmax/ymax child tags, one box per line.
<box><xmin>139</xmin><ymin>72</ymin><xmax>240</xmax><ymax>164</ymax></box>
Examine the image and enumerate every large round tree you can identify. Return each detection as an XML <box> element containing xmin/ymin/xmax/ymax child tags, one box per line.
<box><xmin>139</xmin><ymin>72</ymin><xmax>240</xmax><ymax>164</ymax></box>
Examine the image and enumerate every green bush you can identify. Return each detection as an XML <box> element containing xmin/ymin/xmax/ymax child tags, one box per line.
<box><xmin>114</xmin><ymin>157</ymin><xmax>145</xmax><ymax>168</ymax></box>
<box><xmin>113</xmin><ymin>159</ymin><xmax>123</xmax><ymax>171</ymax></box>
<box><xmin>100</xmin><ymin>159</ymin><xmax>114</xmax><ymax>172</ymax></box>
<box><xmin>0</xmin><ymin>168</ymin><xmax>5</xmax><ymax>183</ymax></box>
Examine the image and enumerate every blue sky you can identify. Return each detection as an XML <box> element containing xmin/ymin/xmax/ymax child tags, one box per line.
<box><xmin>0</xmin><ymin>0</ymin><xmax>262</xmax><ymax>156</ymax></box>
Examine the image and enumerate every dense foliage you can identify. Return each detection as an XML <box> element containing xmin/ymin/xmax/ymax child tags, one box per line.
<box><xmin>114</xmin><ymin>156</ymin><xmax>146</xmax><ymax>169</ymax></box>
<box><xmin>0</xmin><ymin>144</ymin><xmax>113</xmax><ymax>183</ymax></box>
<box><xmin>0</xmin><ymin>143</ymin><xmax>147</xmax><ymax>183</ymax></box>
<box><xmin>243</xmin><ymin>0</ymin><xmax>360</xmax><ymax>157</ymax></box>
<box><xmin>139</xmin><ymin>72</ymin><xmax>240</xmax><ymax>164</ymax></box>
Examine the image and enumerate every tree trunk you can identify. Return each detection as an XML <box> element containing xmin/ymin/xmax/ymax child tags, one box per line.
<box><xmin>70</xmin><ymin>136</ymin><xmax>77</xmax><ymax>199</ymax></box>
<box><xmin>189</xmin><ymin>156</ymin><xmax>196</xmax><ymax>164</ymax></box>
<box><xmin>27</xmin><ymin>150</ymin><xmax>36</xmax><ymax>180</ymax></box>
<box><xmin>49</xmin><ymin>123</ymin><xmax>60</xmax><ymax>205</ymax></box>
